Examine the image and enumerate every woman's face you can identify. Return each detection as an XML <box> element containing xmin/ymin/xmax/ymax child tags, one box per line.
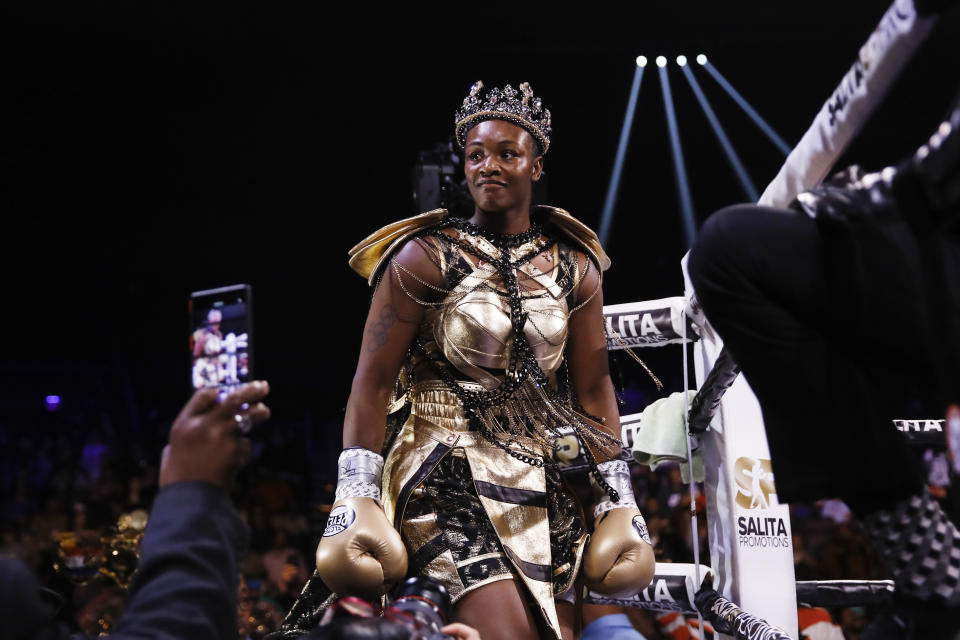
<box><xmin>464</xmin><ymin>119</ymin><xmax>543</xmax><ymax>214</ymax></box>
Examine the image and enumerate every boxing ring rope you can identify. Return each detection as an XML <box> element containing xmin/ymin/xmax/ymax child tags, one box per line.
<box><xmin>680</xmin><ymin>305</ymin><xmax>706</xmax><ymax>635</ymax></box>
<box><xmin>757</xmin><ymin>0</ymin><xmax>937</xmax><ymax>209</ymax></box>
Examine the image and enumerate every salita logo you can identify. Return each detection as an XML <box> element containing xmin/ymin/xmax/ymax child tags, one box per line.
<box><xmin>733</xmin><ymin>457</ymin><xmax>776</xmax><ymax>509</ymax></box>
<box><xmin>734</xmin><ymin>457</ymin><xmax>790</xmax><ymax>549</ymax></box>
<box><xmin>737</xmin><ymin>515</ymin><xmax>791</xmax><ymax>549</ymax></box>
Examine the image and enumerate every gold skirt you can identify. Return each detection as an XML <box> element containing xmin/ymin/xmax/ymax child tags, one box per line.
<box><xmin>382</xmin><ymin>382</ymin><xmax>587</xmax><ymax>640</ymax></box>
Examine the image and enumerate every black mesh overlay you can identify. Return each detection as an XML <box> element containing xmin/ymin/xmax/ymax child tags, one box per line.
<box><xmin>406</xmin><ymin>453</ymin><xmax>585</xmax><ymax>594</ymax></box>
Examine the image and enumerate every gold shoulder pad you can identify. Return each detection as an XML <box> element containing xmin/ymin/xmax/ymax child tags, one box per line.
<box><xmin>347</xmin><ymin>209</ymin><xmax>449</xmax><ymax>286</ymax></box>
<box><xmin>537</xmin><ymin>206</ymin><xmax>611</xmax><ymax>271</ymax></box>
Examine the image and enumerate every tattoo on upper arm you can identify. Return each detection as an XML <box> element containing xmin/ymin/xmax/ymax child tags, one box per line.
<box><xmin>366</xmin><ymin>303</ymin><xmax>398</xmax><ymax>352</ymax></box>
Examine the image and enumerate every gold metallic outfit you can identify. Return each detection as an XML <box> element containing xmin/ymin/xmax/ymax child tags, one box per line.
<box><xmin>348</xmin><ymin>206</ymin><xmax>613</xmax><ymax>640</ymax></box>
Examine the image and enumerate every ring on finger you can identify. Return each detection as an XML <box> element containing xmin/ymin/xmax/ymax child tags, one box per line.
<box><xmin>234</xmin><ymin>413</ymin><xmax>253</xmax><ymax>434</ymax></box>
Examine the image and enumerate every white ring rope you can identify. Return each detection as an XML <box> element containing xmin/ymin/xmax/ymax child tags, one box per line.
<box><xmin>758</xmin><ymin>0</ymin><xmax>937</xmax><ymax>209</ymax></box>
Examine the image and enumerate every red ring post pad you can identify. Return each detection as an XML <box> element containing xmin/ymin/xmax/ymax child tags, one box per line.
<box><xmin>603</xmin><ymin>297</ymin><xmax>696</xmax><ymax>350</ymax></box>
<box><xmin>584</xmin><ymin>562</ymin><xmax>711</xmax><ymax>614</ymax></box>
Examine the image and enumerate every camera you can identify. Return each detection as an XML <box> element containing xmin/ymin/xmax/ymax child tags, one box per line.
<box><xmin>410</xmin><ymin>141</ymin><xmax>473</xmax><ymax>217</ymax></box>
<box><xmin>384</xmin><ymin>577</ymin><xmax>454</xmax><ymax>640</ymax></box>
<box><xmin>306</xmin><ymin>577</ymin><xmax>453</xmax><ymax>640</ymax></box>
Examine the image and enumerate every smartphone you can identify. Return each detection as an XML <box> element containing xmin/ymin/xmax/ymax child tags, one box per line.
<box><xmin>189</xmin><ymin>284</ymin><xmax>253</xmax><ymax>395</ymax></box>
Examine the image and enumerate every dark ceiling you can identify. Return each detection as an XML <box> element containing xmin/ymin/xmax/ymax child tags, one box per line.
<box><xmin>2</xmin><ymin>1</ymin><xmax>959</xmax><ymax>420</ymax></box>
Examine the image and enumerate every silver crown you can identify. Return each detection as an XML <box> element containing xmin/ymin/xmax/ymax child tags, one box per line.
<box><xmin>454</xmin><ymin>80</ymin><xmax>552</xmax><ymax>154</ymax></box>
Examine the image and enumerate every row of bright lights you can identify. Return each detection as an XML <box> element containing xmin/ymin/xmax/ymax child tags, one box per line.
<box><xmin>636</xmin><ymin>54</ymin><xmax>708</xmax><ymax>68</ymax></box>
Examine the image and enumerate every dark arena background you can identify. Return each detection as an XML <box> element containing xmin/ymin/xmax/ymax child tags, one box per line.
<box><xmin>2</xmin><ymin>2</ymin><xmax>959</xmax><ymax>638</ymax></box>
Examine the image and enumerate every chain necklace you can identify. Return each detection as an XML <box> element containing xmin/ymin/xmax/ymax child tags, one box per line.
<box><xmin>446</xmin><ymin>216</ymin><xmax>543</xmax><ymax>249</ymax></box>
<box><xmin>412</xmin><ymin>219</ymin><xmax>621</xmax><ymax>502</ymax></box>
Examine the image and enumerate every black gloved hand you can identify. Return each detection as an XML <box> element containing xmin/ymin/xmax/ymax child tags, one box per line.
<box><xmin>892</xmin><ymin>88</ymin><xmax>960</xmax><ymax>232</ymax></box>
<box><xmin>790</xmin><ymin>164</ymin><xmax>901</xmax><ymax>224</ymax></box>
<box><xmin>791</xmin><ymin>86</ymin><xmax>960</xmax><ymax>233</ymax></box>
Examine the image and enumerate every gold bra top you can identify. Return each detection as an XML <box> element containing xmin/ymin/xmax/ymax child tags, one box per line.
<box><xmin>362</xmin><ymin>210</ymin><xmax>622</xmax><ymax>467</ymax></box>
<box><xmin>425</xmin><ymin>231</ymin><xmax>579</xmax><ymax>389</ymax></box>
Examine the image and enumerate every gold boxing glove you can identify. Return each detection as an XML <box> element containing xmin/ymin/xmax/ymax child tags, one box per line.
<box><xmin>315</xmin><ymin>448</ymin><xmax>408</xmax><ymax>598</ymax></box>
<box><xmin>582</xmin><ymin>459</ymin><xmax>655</xmax><ymax>596</ymax></box>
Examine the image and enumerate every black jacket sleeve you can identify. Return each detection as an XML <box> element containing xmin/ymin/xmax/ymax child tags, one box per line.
<box><xmin>107</xmin><ymin>480</ymin><xmax>249</xmax><ymax>640</ymax></box>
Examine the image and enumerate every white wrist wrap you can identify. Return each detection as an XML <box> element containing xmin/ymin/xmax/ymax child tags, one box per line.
<box><xmin>334</xmin><ymin>447</ymin><xmax>383</xmax><ymax>504</ymax></box>
<box><xmin>592</xmin><ymin>459</ymin><xmax>638</xmax><ymax>517</ymax></box>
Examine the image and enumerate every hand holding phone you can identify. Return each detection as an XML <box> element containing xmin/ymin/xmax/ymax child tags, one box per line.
<box><xmin>161</xmin><ymin>381</ymin><xmax>271</xmax><ymax>490</ymax></box>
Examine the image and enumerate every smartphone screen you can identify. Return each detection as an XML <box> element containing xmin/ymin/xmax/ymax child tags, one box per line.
<box><xmin>189</xmin><ymin>284</ymin><xmax>253</xmax><ymax>394</ymax></box>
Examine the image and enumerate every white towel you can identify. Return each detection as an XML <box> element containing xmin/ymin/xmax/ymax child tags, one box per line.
<box><xmin>630</xmin><ymin>391</ymin><xmax>703</xmax><ymax>483</ymax></box>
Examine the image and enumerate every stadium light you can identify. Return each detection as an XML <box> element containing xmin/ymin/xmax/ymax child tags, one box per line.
<box><xmin>599</xmin><ymin>60</ymin><xmax>647</xmax><ymax>245</ymax></box>
<box><xmin>657</xmin><ymin>63</ymin><xmax>696</xmax><ymax>247</ymax></box>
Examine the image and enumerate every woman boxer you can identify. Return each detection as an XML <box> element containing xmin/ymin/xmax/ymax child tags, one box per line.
<box><xmin>291</xmin><ymin>81</ymin><xmax>654</xmax><ymax>640</ymax></box>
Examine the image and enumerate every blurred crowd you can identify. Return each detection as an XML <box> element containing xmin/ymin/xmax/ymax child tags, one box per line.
<box><xmin>0</xmin><ymin>400</ymin><xmax>326</xmax><ymax>638</ymax></box>
<box><xmin>0</xmin><ymin>397</ymin><xmax>953</xmax><ymax>639</ymax></box>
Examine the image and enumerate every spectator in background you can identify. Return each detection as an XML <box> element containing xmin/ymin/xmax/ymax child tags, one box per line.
<box><xmin>581</xmin><ymin>604</ymin><xmax>649</xmax><ymax>640</ymax></box>
<box><xmin>1</xmin><ymin>381</ymin><xmax>271</xmax><ymax>640</ymax></box>
<box><xmin>261</xmin><ymin>533</ymin><xmax>309</xmax><ymax>613</ymax></box>
<box><xmin>797</xmin><ymin>606</ymin><xmax>844</xmax><ymax>640</ymax></box>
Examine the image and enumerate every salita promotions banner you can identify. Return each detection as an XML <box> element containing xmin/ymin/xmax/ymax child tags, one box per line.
<box><xmin>585</xmin><ymin>562</ymin><xmax>712</xmax><ymax>614</ymax></box>
<box><xmin>894</xmin><ymin>418</ymin><xmax>946</xmax><ymax>447</ymax></box>
<box><xmin>603</xmin><ymin>297</ymin><xmax>693</xmax><ymax>349</ymax></box>
<box><xmin>680</xmin><ymin>256</ymin><xmax>799</xmax><ymax>638</ymax></box>
<box><xmin>695</xmin><ymin>341</ymin><xmax>798</xmax><ymax>639</ymax></box>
